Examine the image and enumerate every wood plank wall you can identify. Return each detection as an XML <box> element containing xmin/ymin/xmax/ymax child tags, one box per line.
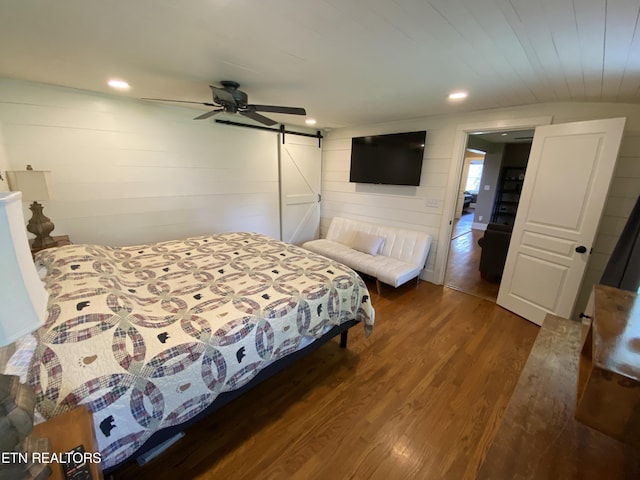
<box><xmin>1</xmin><ymin>78</ymin><xmax>639</xmax><ymax>315</ymax></box>
<box><xmin>0</xmin><ymin>78</ymin><xmax>281</xmax><ymax>246</ymax></box>
<box><xmin>321</xmin><ymin>102</ymin><xmax>640</xmax><ymax>316</ymax></box>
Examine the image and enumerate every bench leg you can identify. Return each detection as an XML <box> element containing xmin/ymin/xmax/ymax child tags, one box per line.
<box><xmin>376</xmin><ymin>278</ymin><xmax>382</xmax><ymax>295</ymax></box>
<box><xmin>340</xmin><ymin>330</ymin><xmax>348</xmax><ymax>348</ymax></box>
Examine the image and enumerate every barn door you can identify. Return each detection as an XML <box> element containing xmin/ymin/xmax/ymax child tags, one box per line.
<box><xmin>497</xmin><ymin>117</ymin><xmax>626</xmax><ymax>325</ymax></box>
<box><xmin>279</xmin><ymin>135</ymin><xmax>321</xmax><ymax>244</ymax></box>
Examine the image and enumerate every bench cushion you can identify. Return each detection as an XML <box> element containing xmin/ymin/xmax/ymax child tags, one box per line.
<box><xmin>303</xmin><ymin>216</ymin><xmax>432</xmax><ymax>289</ymax></box>
<box><xmin>325</xmin><ymin>217</ymin><xmax>431</xmax><ymax>268</ymax></box>
<box><xmin>303</xmin><ymin>238</ymin><xmax>420</xmax><ymax>288</ymax></box>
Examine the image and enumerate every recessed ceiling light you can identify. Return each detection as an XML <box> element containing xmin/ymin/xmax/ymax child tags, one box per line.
<box><xmin>305</xmin><ymin>118</ymin><xmax>317</xmax><ymax>125</ymax></box>
<box><xmin>501</xmin><ymin>133</ymin><xmax>508</xmax><ymax>136</ymax></box>
<box><xmin>448</xmin><ymin>91</ymin><xmax>468</xmax><ymax>100</ymax></box>
<box><xmin>108</xmin><ymin>79</ymin><xmax>130</xmax><ymax>90</ymax></box>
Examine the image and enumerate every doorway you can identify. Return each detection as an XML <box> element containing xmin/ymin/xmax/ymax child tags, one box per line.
<box><xmin>444</xmin><ymin>129</ymin><xmax>533</xmax><ymax>301</ymax></box>
<box><xmin>279</xmin><ymin>135</ymin><xmax>322</xmax><ymax>245</ymax></box>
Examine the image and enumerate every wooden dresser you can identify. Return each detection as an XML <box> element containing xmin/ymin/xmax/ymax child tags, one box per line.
<box><xmin>477</xmin><ymin>285</ymin><xmax>640</xmax><ymax>479</ymax></box>
<box><xmin>31</xmin><ymin>405</ymin><xmax>103</xmax><ymax>480</ymax></box>
<box><xmin>575</xmin><ymin>285</ymin><xmax>640</xmax><ymax>445</ymax></box>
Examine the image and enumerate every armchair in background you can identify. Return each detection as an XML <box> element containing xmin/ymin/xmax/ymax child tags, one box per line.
<box><xmin>477</xmin><ymin>223</ymin><xmax>513</xmax><ymax>280</ymax></box>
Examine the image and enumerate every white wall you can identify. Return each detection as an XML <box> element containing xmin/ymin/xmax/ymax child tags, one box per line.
<box><xmin>473</xmin><ymin>143</ymin><xmax>504</xmax><ymax>228</ymax></box>
<box><xmin>0</xmin><ymin>78</ymin><xmax>281</xmax><ymax>246</ymax></box>
<box><xmin>2</xmin><ymin>78</ymin><xmax>638</xmax><ymax>316</ymax></box>
<box><xmin>321</xmin><ymin>102</ymin><xmax>640</xmax><ymax>317</ymax></box>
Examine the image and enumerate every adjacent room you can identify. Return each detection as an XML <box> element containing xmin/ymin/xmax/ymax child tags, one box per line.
<box><xmin>1</xmin><ymin>1</ymin><xmax>640</xmax><ymax>479</ymax></box>
<box><xmin>445</xmin><ymin>129</ymin><xmax>533</xmax><ymax>302</ymax></box>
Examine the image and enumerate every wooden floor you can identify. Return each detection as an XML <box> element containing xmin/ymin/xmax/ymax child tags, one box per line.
<box><xmin>445</xmin><ymin>212</ymin><xmax>500</xmax><ymax>301</ymax></box>
<box><xmin>114</xmin><ymin>280</ymin><xmax>539</xmax><ymax>480</ymax></box>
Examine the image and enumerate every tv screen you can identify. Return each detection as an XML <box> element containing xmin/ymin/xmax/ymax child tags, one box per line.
<box><xmin>349</xmin><ymin>131</ymin><xmax>426</xmax><ymax>186</ymax></box>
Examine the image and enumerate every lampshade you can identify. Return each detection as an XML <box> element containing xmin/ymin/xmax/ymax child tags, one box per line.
<box><xmin>6</xmin><ymin>170</ymin><xmax>53</xmax><ymax>201</ymax></box>
<box><xmin>0</xmin><ymin>192</ymin><xmax>48</xmax><ymax>346</ymax></box>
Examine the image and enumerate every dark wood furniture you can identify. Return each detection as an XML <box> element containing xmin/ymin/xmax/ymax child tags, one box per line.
<box><xmin>491</xmin><ymin>166</ymin><xmax>525</xmax><ymax>226</ymax></box>
<box><xmin>477</xmin><ymin>223</ymin><xmax>512</xmax><ymax>280</ymax></box>
<box><xmin>30</xmin><ymin>234</ymin><xmax>71</xmax><ymax>255</ymax></box>
<box><xmin>477</xmin><ymin>312</ymin><xmax>640</xmax><ymax>479</ymax></box>
<box><xmin>31</xmin><ymin>405</ymin><xmax>103</xmax><ymax>480</ymax></box>
<box><xmin>576</xmin><ymin>285</ymin><xmax>640</xmax><ymax>446</ymax></box>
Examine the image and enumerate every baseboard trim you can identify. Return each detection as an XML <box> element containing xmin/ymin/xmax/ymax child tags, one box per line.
<box><xmin>472</xmin><ymin>222</ymin><xmax>488</xmax><ymax>231</ymax></box>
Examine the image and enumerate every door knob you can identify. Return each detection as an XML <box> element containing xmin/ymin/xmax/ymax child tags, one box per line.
<box><xmin>575</xmin><ymin>245</ymin><xmax>587</xmax><ymax>253</ymax></box>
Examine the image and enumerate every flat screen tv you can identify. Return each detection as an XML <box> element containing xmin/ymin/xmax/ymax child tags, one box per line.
<box><xmin>349</xmin><ymin>130</ymin><xmax>426</xmax><ymax>186</ymax></box>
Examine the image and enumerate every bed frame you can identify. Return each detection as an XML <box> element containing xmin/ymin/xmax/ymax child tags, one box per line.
<box><xmin>107</xmin><ymin>319</ymin><xmax>358</xmax><ymax>473</ymax></box>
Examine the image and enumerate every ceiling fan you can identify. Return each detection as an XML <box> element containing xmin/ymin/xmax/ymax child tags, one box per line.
<box><xmin>142</xmin><ymin>81</ymin><xmax>307</xmax><ymax>126</ymax></box>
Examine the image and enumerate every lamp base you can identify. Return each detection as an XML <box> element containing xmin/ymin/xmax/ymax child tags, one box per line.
<box><xmin>26</xmin><ymin>201</ymin><xmax>56</xmax><ymax>249</ymax></box>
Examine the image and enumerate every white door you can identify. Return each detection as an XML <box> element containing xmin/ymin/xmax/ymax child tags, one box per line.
<box><xmin>497</xmin><ymin>117</ymin><xmax>626</xmax><ymax>325</ymax></box>
<box><xmin>279</xmin><ymin>134</ymin><xmax>322</xmax><ymax>244</ymax></box>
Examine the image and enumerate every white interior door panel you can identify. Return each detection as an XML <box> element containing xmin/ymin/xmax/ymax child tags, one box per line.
<box><xmin>497</xmin><ymin>117</ymin><xmax>626</xmax><ymax>325</ymax></box>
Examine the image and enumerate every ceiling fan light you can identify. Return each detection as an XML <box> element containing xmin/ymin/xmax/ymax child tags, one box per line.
<box><xmin>448</xmin><ymin>91</ymin><xmax>468</xmax><ymax>100</ymax></box>
<box><xmin>108</xmin><ymin>79</ymin><xmax>130</xmax><ymax>90</ymax></box>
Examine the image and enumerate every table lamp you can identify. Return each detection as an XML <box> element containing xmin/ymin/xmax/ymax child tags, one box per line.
<box><xmin>7</xmin><ymin>166</ymin><xmax>56</xmax><ymax>249</ymax></box>
<box><xmin>0</xmin><ymin>191</ymin><xmax>49</xmax><ymax>346</ymax></box>
<box><xmin>0</xmin><ymin>191</ymin><xmax>51</xmax><ymax>478</ymax></box>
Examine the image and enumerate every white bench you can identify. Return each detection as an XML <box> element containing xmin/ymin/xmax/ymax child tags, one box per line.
<box><xmin>302</xmin><ymin>216</ymin><xmax>432</xmax><ymax>294</ymax></box>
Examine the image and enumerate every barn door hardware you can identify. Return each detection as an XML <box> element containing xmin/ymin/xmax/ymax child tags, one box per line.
<box><xmin>214</xmin><ymin>119</ymin><xmax>323</xmax><ymax>148</ymax></box>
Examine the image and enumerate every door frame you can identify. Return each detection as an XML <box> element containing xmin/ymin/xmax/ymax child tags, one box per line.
<box><xmin>434</xmin><ymin>116</ymin><xmax>553</xmax><ymax>285</ymax></box>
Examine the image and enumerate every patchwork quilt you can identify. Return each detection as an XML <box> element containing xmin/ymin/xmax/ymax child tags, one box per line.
<box><xmin>27</xmin><ymin>232</ymin><xmax>374</xmax><ymax>469</ymax></box>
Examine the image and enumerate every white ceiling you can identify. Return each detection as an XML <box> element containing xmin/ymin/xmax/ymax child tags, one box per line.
<box><xmin>1</xmin><ymin>0</ymin><xmax>640</xmax><ymax>129</ymax></box>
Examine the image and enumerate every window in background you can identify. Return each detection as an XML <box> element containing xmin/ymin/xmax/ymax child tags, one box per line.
<box><xmin>465</xmin><ymin>162</ymin><xmax>484</xmax><ymax>193</ymax></box>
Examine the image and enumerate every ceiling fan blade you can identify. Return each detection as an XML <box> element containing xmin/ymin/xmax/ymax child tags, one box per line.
<box><xmin>194</xmin><ymin>109</ymin><xmax>224</xmax><ymax>120</ymax></box>
<box><xmin>240</xmin><ymin>110</ymin><xmax>278</xmax><ymax>126</ymax></box>
<box><xmin>141</xmin><ymin>98</ymin><xmax>217</xmax><ymax>107</ymax></box>
<box><xmin>250</xmin><ymin>105</ymin><xmax>306</xmax><ymax>115</ymax></box>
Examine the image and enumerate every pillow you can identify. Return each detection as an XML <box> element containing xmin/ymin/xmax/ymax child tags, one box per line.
<box><xmin>335</xmin><ymin>230</ymin><xmax>357</xmax><ymax>247</ymax></box>
<box><xmin>350</xmin><ymin>231</ymin><xmax>385</xmax><ymax>256</ymax></box>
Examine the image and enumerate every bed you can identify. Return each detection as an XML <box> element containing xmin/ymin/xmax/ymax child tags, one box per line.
<box><xmin>21</xmin><ymin>231</ymin><xmax>374</xmax><ymax>471</ymax></box>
